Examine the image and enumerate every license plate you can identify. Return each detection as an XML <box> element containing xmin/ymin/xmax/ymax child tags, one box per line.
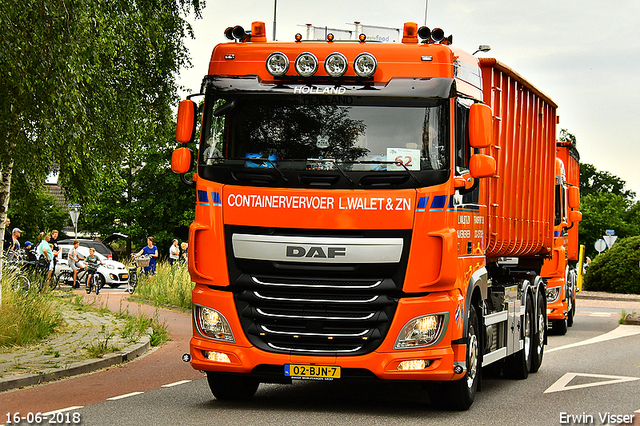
<box><xmin>285</xmin><ymin>364</ymin><xmax>341</xmax><ymax>380</ymax></box>
<box><xmin>122</xmin><ymin>274</ymin><xmax>129</xmax><ymax>279</ymax></box>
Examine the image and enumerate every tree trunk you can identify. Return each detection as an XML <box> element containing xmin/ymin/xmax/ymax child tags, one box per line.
<box><xmin>0</xmin><ymin>161</ymin><xmax>14</xmax><ymax>307</ymax></box>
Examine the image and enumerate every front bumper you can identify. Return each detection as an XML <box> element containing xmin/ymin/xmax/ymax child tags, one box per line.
<box><xmin>190</xmin><ymin>288</ymin><xmax>466</xmax><ymax>382</ymax></box>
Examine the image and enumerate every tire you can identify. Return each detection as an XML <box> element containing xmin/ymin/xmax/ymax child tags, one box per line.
<box><xmin>567</xmin><ymin>286</ymin><xmax>575</xmax><ymax>327</ymax></box>
<box><xmin>12</xmin><ymin>275</ymin><xmax>30</xmax><ymax>293</ymax></box>
<box><xmin>503</xmin><ymin>293</ymin><xmax>533</xmax><ymax>380</ymax></box>
<box><xmin>127</xmin><ymin>274</ymin><xmax>137</xmax><ymax>294</ymax></box>
<box><xmin>530</xmin><ymin>290</ymin><xmax>545</xmax><ymax>373</ymax></box>
<box><xmin>206</xmin><ymin>372</ymin><xmax>259</xmax><ymax>400</ymax></box>
<box><xmin>59</xmin><ymin>270</ymin><xmax>74</xmax><ymax>287</ymax></box>
<box><xmin>552</xmin><ymin>318</ymin><xmax>568</xmax><ymax>335</ymax></box>
<box><xmin>428</xmin><ymin>305</ymin><xmax>479</xmax><ymax>410</ymax></box>
<box><xmin>96</xmin><ymin>274</ymin><xmax>105</xmax><ymax>293</ymax></box>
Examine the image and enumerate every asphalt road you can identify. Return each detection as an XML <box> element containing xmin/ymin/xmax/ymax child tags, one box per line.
<box><xmin>7</xmin><ymin>306</ymin><xmax>636</xmax><ymax>426</ymax></box>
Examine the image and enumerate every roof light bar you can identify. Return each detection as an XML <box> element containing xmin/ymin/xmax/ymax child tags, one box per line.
<box><xmin>353</xmin><ymin>53</ymin><xmax>377</xmax><ymax>78</ymax></box>
<box><xmin>295</xmin><ymin>52</ymin><xmax>319</xmax><ymax>77</ymax></box>
<box><xmin>266</xmin><ymin>52</ymin><xmax>290</xmax><ymax>77</ymax></box>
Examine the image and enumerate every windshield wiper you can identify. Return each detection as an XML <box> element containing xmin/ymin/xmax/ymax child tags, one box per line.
<box><xmin>342</xmin><ymin>160</ymin><xmax>423</xmax><ymax>185</ymax></box>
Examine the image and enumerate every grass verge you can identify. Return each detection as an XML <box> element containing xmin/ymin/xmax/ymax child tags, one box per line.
<box><xmin>132</xmin><ymin>261</ymin><xmax>194</xmax><ymax>310</ymax></box>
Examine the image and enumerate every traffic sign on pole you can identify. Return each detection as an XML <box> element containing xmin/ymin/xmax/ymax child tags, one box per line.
<box><xmin>594</xmin><ymin>239</ymin><xmax>607</xmax><ymax>253</ymax></box>
<box><xmin>603</xmin><ymin>235</ymin><xmax>618</xmax><ymax>249</ymax></box>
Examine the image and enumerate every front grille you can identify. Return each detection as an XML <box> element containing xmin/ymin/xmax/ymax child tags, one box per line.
<box><xmin>226</xmin><ymin>226</ymin><xmax>411</xmax><ymax>357</ymax></box>
<box><xmin>234</xmin><ymin>278</ymin><xmax>396</xmax><ymax>356</ymax></box>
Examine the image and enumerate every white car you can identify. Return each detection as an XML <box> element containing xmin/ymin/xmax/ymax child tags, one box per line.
<box><xmin>55</xmin><ymin>244</ymin><xmax>129</xmax><ymax>288</ymax></box>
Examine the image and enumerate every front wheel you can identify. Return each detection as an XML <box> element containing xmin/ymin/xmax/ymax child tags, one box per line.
<box><xmin>127</xmin><ymin>273</ymin><xmax>137</xmax><ymax>294</ymax></box>
<box><xmin>12</xmin><ymin>275</ymin><xmax>30</xmax><ymax>293</ymax></box>
<box><xmin>530</xmin><ymin>290</ymin><xmax>546</xmax><ymax>373</ymax></box>
<box><xmin>428</xmin><ymin>305</ymin><xmax>479</xmax><ymax>410</ymax></box>
<box><xmin>206</xmin><ymin>372</ymin><xmax>259</xmax><ymax>400</ymax></box>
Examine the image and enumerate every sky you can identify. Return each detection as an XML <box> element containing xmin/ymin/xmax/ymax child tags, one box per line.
<box><xmin>178</xmin><ymin>0</ymin><xmax>640</xmax><ymax>198</ymax></box>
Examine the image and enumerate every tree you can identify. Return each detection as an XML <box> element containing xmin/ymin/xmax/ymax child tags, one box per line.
<box><xmin>0</xmin><ymin>0</ymin><xmax>204</xmax><ymax>304</ymax></box>
<box><xmin>78</xmin><ymin>124</ymin><xmax>195</xmax><ymax>256</ymax></box>
<box><xmin>580</xmin><ymin>163</ymin><xmax>636</xmax><ymax>199</ymax></box>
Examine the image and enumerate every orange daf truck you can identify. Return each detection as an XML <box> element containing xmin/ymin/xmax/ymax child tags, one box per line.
<box><xmin>541</xmin><ymin>142</ymin><xmax>581</xmax><ymax>335</ymax></box>
<box><xmin>171</xmin><ymin>21</ymin><xmax>581</xmax><ymax>410</ymax></box>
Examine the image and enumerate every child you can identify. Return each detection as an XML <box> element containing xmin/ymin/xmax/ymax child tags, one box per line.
<box><xmin>85</xmin><ymin>247</ymin><xmax>103</xmax><ymax>294</ymax></box>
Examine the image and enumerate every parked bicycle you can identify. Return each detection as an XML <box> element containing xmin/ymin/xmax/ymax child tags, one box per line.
<box><xmin>126</xmin><ymin>255</ymin><xmax>150</xmax><ymax>294</ymax></box>
<box><xmin>2</xmin><ymin>251</ymin><xmax>31</xmax><ymax>292</ymax></box>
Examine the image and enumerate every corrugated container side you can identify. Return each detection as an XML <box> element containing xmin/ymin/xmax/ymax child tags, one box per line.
<box><xmin>479</xmin><ymin>59</ymin><xmax>557</xmax><ymax>258</ymax></box>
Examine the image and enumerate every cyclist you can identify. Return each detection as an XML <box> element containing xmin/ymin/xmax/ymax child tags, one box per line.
<box><xmin>68</xmin><ymin>240</ymin><xmax>86</xmax><ymax>289</ymax></box>
<box><xmin>85</xmin><ymin>247</ymin><xmax>104</xmax><ymax>294</ymax></box>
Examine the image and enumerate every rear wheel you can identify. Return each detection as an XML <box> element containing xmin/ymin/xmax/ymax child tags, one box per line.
<box><xmin>12</xmin><ymin>275</ymin><xmax>30</xmax><ymax>293</ymax></box>
<box><xmin>503</xmin><ymin>293</ymin><xmax>533</xmax><ymax>380</ymax></box>
<box><xmin>206</xmin><ymin>372</ymin><xmax>259</xmax><ymax>400</ymax></box>
<box><xmin>428</xmin><ymin>305</ymin><xmax>479</xmax><ymax>410</ymax></box>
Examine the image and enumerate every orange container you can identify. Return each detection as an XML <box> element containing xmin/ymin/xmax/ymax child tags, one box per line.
<box><xmin>479</xmin><ymin>59</ymin><xmax>557</xmax><ymax>258</ymax></box>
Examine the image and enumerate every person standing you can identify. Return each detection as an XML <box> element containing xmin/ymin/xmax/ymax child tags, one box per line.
<box><xmin>37</xmin><ymin>233</ymin><xmax>54</xmax><ymax>287</ymax></box>
<box><xmin>50</xmin><ymin>229</ymin><xmax>60</xmax><ymax>274</ymax></box>
<box><xmin>5</xmin><ymin>227</ymin><xmax>22</xmax><ymax>259</ymax></box>
<box><xmin>3</xmin><ymin>217</ymin><xmax>11</xmax><ymax>252</ymax></box>
<box><xmin>134</xmin><ymin>236</ymin><xmax>158</xmax><ymax>275</ymax></box>
<box><xmin>181</xmin><ymin>242</ymin><xmax>188</xmax><ymax>264</ymax></box>
<box><xmin>169</xmin><ymin>239</ymin><xmax>180</xmax><ymax>266</ymax></box>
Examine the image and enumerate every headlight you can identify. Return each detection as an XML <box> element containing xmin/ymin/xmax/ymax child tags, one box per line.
<box><xmin>196</xmin><ymin>306</ymin><xmax>235</xmax><ymax>343</ymax></box>
<box><xmin>546</xmin><ymin>287</ymin><xmax>561</xmax><ymax>303</ymax></box>
<box><xmin>103</xmin><ymin>263</ymin><xmax>116</xmax><ymax>270</ymax></box>
<box><xmin>324</xmin><ymin>52</ymin><xmax>348</xmax><ymax>77</ymax></box>
<box><xmin>353</xmin><ymin>53</ymin><xmax>377</xmax><ymax>78</ymax></box>
<box><xmin>266</xmin><ymin>52</ymin><xmax>289</xmax><ymax>77</ymax></box>
<box><xmin>394</xmin><ymin>313</ymin><xmax>448</xmax><ymax>349</ymax></box>
<box><xmin>295</xmin><ymin>52</ymin><xmax>319</xmax><ymax>77</ymax></box>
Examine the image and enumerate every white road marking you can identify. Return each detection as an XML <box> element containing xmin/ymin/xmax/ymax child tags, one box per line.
<box><xmin>162</xmin><ymin>380</ymin><xmax>192</xmax><ymax>388</ymax></box>
<box><xmin>547</xmin><ymin>324</ymin><xmax>640</xmax><ymax>353</ymax></box>
<box><xmin>545</xmin><ymin>372</ymin><xmax>640</xmax><ymax>393</ymax></box>
<box><xmin>106</xmin><ymin>391</ymin><xmax>144</xmax><ymax>400</ymax></box>
<box><xmin>42</xmin><ymin>406</ymin><xmax>84</xmax><ymax>415</ymax></box>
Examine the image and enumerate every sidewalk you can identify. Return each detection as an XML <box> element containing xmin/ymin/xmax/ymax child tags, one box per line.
<box><xmin>0</xmin><ymin>289</ymin><xmax>638</xmax><ymax>394</ymax></box>
<box><xmin>0</xmin><ymin>295</ymin><xmax>151</xmax><ymax>392</ymax></box>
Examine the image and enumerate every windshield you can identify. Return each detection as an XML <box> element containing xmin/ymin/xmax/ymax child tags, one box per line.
<box><xmin>199</xmin><ymin>93</ymin><xmax>450</xmax><ymax>188</ymax></box>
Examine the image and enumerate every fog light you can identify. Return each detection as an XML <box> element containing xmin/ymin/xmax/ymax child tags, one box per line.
<box><xmin>397</xmin><ymin>359</ymin><xmax>433</xmax><ymax>371</ymax></box>
<box><xmin>196</xmin><ymin>306</ymin><xmax>235</xmax><ymax>343</ymax></box>
<box><xmin>394</xmin><ymin>313</ymin><xmax>447</xmax><ymax>349</ymax></box>
<box><xmin>202</xmin><ymin>351</ymin><xmax>231</xmax><ymax>363</ymax></box>
<box><xmin>295</xmin><ymin>52</ymin><xmax>319</xmax><ymax>77</ymax></box>
<box><xmin>324</xmin><ymin>52</ymin><xmax>348</xmax><ymax>77</ymax></box>
<box><xmin>546</xmin><ymin>287</ymin><xmax>560</xmax><ymax>303</ymax></box>
<box><xmin>353</xmin><ymin>53</ymin><xmax>377</xmax><ymax>78</ymax></box>
<box><xmin>266</xmin><ymin>52</ymin><xmax>290</xmax><ymax>77</ymax></box>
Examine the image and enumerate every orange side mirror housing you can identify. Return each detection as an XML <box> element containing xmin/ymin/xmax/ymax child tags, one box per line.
<box><xmin>469</xmin><ymin>154</ymin><xmax>496</xmax><ymax>178</ymax></box>
<box><xmin>469</xmin><ymin>103</ymin><xmax>493</xmax><ymax>149</ymax></box>
<box><xmin>171</xmin><ymin>147</ymin><xmax>193</xmax><ymax>174</ymax></box>
<box><xmin>569</xmin><ymin>210</ymin><xmax>582</xmax><ymax>223</ymax></box>
<box><xmin>176</xmin><ymin>100</ymin><xmax>197</xmax><ymax>144</ymax></box>
<box><xmin>568</xmin><ymin>186</ymin><xmax>580</xmax><ymax>208</ymax></box>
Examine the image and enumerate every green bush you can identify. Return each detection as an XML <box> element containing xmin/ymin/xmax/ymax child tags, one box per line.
<box><xmin>584</xmin><ymin>236</ymin><xmax>640</xmax><ymax>294</ymax></box>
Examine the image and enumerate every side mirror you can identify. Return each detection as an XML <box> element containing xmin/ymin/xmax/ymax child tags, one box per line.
<box><xmin>176</xmin><ymin>100</ymin><xmax>197</xmax><ymax>144</ymax></box>
<box><xmin>568</xmin><ymin>186</ymin><xmax>580</xmax><ymax>208</ymax></box>
<box><xmin>469</xmin><ymin>103</ymin><xmax>493</xmax><ymax>148</ymax></box>
<box><xmin>569</xmin><ymin>210</ymin><xmax>582</xmax><ymax>223</ymax></box>
<box><xmin>171</xmin><ymin>147</ymin><xmax>193</xmax><ymax>174</ymax></box>
<box><xmin>469</xmin><ymin>154</ymin><xmax>496</xmax><ymax>178</ymax></box>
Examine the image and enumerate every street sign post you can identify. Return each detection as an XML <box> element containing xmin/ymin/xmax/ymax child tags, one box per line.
<box><xmin>603</xmin><ymin>235</ymin><xmax>618</xmax><ymax>249</ymax></box>
<box><xmin>68</xmin><ymin>204</ymin><xmax>80</xmax><ymax>238</ymax></box>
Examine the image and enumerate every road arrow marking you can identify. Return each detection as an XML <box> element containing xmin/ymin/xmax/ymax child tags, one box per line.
<box><xmin>544</xmin><ymin>372</ymin><xmax>640</xmax><ymax>393</ymax></box>
<box><xmin>547</xmin><ymin>324</ymin><xmax>640</xmax><ymax>353</ymax></box>
<box><xmin>106</xmin><ymin>391</ymin><xmax>144</xmax><ymax>400</ymax></box>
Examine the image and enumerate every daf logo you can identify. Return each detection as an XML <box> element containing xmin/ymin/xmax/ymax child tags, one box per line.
<box><xmin>286</xmin><ymin>246</ymin><xmax>346</xmax><ymax>259</ymax></box>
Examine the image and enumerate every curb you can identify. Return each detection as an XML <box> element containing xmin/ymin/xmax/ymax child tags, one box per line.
<box><xmin>624</xmin><ymin>314</ymin><xmax>640</xmax><ymax>326</ymax></box>
<box><xmin>0</xmin><ymin>336</ymin><xmax>150</xmax><ymax>392</ymax></box>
